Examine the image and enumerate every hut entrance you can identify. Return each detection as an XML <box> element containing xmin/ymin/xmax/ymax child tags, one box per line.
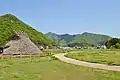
<box><xmin>0</xmin><ymin>47</ymin><xmax>4</xmax><ymax>54</ymax></box>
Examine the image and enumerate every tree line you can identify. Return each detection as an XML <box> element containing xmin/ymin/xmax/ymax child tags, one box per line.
<box><xmin>105</xmin><ymin>38</ymin><xmax>120</xmax><ymax>49</ymax></box>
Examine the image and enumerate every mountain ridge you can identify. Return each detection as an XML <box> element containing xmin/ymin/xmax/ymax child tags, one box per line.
<box><xmin>46</xmin><ymin>32</ymin><xmax>112</xmax><ymax>46</ymax></box>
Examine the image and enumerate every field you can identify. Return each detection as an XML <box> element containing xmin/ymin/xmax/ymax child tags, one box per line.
<box><xmin>66</xmin><ymin>49</ymin><xmax>120</xmax><ymax>66</ymax></box>
<box><xmin>0</xmin><ymin>49</ymin><xmax>120</xmax><ymax>80</ymax></box>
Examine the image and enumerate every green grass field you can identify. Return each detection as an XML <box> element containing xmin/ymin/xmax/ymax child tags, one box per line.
<box><xmin>0</xmin><ymin>55</ymin><xmax>120</xmax><ymax>80</ymax></box>
<box><xmin>66</xmin><ymin>49</ymin><xmax>120</xmax><ymax>66</ymax></box>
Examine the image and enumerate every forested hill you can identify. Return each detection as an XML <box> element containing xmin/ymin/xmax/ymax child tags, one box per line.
<box><xmin>46</xmin><ymin>32</ymin><xmax>77</xmax><ymax>46</ymax></box>
<box><xmin>0</xmin><ymin>14</ymin><xmax>54</xmax><ymax>46</ymax></box>
<box><xmin>72</xmin><ymin>32</ymin><xmax>112</xmax><ymax>45</ymax></box>
<box><xmin>46</xmin><ymin>32</ymin><xmax>112</xmax><ymax>46</ymax></box>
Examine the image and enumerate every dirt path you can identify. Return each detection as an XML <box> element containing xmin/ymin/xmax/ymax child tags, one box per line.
<box><xmin>53</xmin><ymin>53</ymin><xmax>120</xmax><ymax>71</ymax></box>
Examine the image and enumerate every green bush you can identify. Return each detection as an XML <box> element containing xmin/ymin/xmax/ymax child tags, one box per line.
<box><xmin>115</xmin><ymin>43</ymin><xmax>120</xmax><ymax>49</ymax></box>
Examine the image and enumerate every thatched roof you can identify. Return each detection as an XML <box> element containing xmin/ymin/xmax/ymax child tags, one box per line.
<box><xmin>3</xmin><ymin>32</ymin><xmax>40</xmax><ymax>55</ymax></box>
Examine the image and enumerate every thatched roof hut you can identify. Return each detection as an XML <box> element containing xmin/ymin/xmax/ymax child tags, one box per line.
<box><xmin>3</xmin><ymin>31</ymin><xmax>40</xmax><ymax>55</ymax></box>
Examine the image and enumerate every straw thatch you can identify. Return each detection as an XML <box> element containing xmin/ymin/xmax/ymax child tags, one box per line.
<box><xmin>3</xmin><ymin>32</ymin><xmax>40</xmax><ymax>55</ymax></box>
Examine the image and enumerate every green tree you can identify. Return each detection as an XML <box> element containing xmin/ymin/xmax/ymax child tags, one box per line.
<box><xmin>105</xmin><ymin>38</ymin><xmax>120</xmax><ymax>49</ymax></box>
<box><xmin>115</xmin><ymin>43</ymin><xmax>120</xmax><ymax>49</ymax></box>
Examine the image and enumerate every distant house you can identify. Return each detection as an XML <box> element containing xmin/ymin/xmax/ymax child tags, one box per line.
<box><xmin>96</xmin><ymin>45</ymin><xmax>106</xmax><ymax>49</ymax></box>
<box><xmin>58</xmin><ymin>46</ymin><xmax>72</xmax><ymax>50</ymax></box>
<box><xmin>101</xmin><ymin>45</ymin><xmax>107</xmax><ymax>49</ymax></box>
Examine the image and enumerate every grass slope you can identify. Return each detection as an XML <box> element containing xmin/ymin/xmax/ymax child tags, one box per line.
<box><xmin>0</xmin><ymin>14</ymin><xmax>54</xmax><ymax>46</ymax></box>
<box><xmin>0</xmin><ymin>56</ymin><xmax>120</xmax><ymax>80</ymax></box>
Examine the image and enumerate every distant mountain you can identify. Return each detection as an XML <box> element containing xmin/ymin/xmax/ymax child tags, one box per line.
<box><xmin>60</xmin><ymin>34</ymin><xmax>76</xmax><ymax>43</ymax></box>
<box><xmin>46</xmin><ymin>32</ymin><xmax>76</xmax><ymax>46</ymax></box>
<box><xmin>0</xmin><ymin>14</ymin><xmax>54</xmax><ymax>46</ymax></box>
<box><xmin>46</xmin><ymin>32</ymin><xmax>59</xmax><ymax>42</ymax></box>
<box><xmin>72</xmin><ymin>32</ymin><xmax>112</xmax><ymax>45</ymax></box>
<box><xmin>46</xmin><ymin>32</ymin><xmax>112</xmax><ymax>46</ymax></box>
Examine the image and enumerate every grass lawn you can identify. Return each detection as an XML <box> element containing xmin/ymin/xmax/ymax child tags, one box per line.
<box><xmin>66</xmin><ymin>49</ymin><xmax>120</xmax><ymax>66</ymax></box>
<box><xmin>0</xmin><ymin>55</ymin><xmax>120</xmax><ymax>80</ymax></box>
<box><xmin>40</xmin><ymin>49</ymin><xmax>74</xmax><ymax>57</ymax></box>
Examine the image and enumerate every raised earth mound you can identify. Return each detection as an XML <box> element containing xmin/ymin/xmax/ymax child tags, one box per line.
<box><xmin>3</xmin><ymin>31</ymin><xmax>40</xmax><ymax>55</ymax></box>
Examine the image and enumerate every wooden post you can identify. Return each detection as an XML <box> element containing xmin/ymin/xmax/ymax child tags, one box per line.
<box><xmin>11</xmin><ymin>53</ymin><xmax>13</xmax><ymax>59</ymax></box>
<box><xmin>30</xmin><ymin>53</ymin><xmax>31</xmax><ymax>59</ymax></box>
<box><xmin>34</xmin><ymin>54</ymin><xmax>35</xmax><ymax>59</ymax></box>
<box><xmin>1</xmin><ymin>54</ymin><xmax>3</xmax><ymax>60</ymax></box>
<box><xmin>20</xmin><ymin>52</ymin><xmax>22</xmax><ymax>59</ymax></box>
<box><xmin>39</xmin><ymin>52</ymin><xmax>41</xmax><ymax>57</ymax></box>
<box><xmin>0</xmin><ymin>47</ymin><xmax>4</xmax><ymax>59</ymax></box>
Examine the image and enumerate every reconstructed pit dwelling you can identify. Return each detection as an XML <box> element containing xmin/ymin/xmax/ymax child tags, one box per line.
<box><xmin>3</xmin><ymin>31</ymin><xmax>40</xmax><ymax>55</ymax></box>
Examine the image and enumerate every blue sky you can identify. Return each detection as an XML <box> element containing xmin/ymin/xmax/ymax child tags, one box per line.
<box><xmin>0</xmin><ymin>0</ymin><xmax>120</xmax><ymax>37</ymax></box>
